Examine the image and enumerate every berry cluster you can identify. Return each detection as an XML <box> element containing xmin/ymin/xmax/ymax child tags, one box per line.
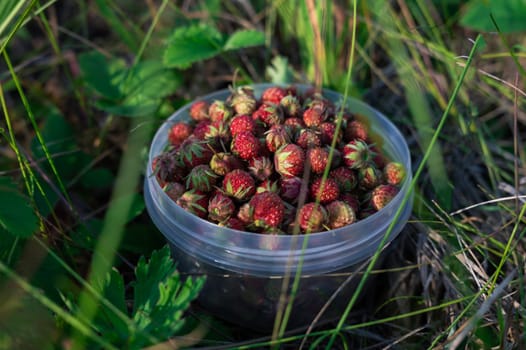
<box><xmin>152</xmin><ymin>85</ymin><xmax>406</xmax><ymax>234</ymax></box>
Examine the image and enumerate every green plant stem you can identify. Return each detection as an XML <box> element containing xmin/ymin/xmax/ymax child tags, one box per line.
<box><xmin>325</xmin><ymin>34</ymin><xmax>483</xmax><ymax>350</ymax></box>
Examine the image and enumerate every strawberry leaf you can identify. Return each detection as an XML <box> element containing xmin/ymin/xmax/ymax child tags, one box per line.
<box><xmin>0</xmin><ymin>177</ymin><xmax>38</xmax><ymax>238</ymax></box>
<box><xmin>223</xmin><ymin>29</ymin><xmax>265</xmax><ymax>51</ymax></box>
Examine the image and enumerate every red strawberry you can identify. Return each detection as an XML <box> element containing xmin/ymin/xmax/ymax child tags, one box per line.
<box><xmin>249</xmin><ymin>191</ymin><xmax>285</xmax><ymax>228</ymax></box>
<box><xmin>302</xmin><ymin>106</ymin><xmax>326</xmax><ymax>128</ymax></box>
<box><xmin>231</xmin><ymin>131</ymin><xmax>261</xmax><ymax>160</ymax></box>
<box><xmin>310</xmin><ymin>177</ymin><xmax>340</xmax><ymax>203</ymax></box>
<box><xmin>274</xmin><ymin>144</ymin><xmax>305</xmax><ymax>178</ymax></box>
<box><xmin>163</xmin><ymin>182</ymin><xmax>185</xmax><ymax>202</ymax></box>
<box><xmin>358</xmin><ymin>164</ymin><xmax>382</xmax><ymax>190</ymax></box>
<box><xmin>280</xmin><ymin>94</ymin><xmax>301</xmax><ymax>117</ymax></box>
<box><xmin>370</xmin><ymin>184</ymin><xmax>399</xmax><ymax>210</ymax></box>
<box><xmin>384</xmin><ymin>161</ymin><xmax>406</xmax><ymax>185</ymax></box>
<box><xmin>307</xmin><ymin>147</ymin><xmax>330</xmax><ymax>174</ymax></box>
<box><xmin>326</xmin><ymin>200</ymin><xmax>356</xmax><ymax>229</ymax></box>
<box><xmin>279</xmin><ymin>176</ymin><xmax>303</xmax><ymax>204</ymax></box>
<box><xmin>189</xmin><ymin>100</ymin><xmax>210</xmax><ymax>121</ymax></box>
<box><xmin>168</xmin><ymin>122</ymin><xmax>192</xmax><ymax>147</ymax></box>
<box><xmin>176</xmin><ymin>190</ymin><xmax>209</xmax><ymax>218</ymax></box>
<box><xmin>209</xmin><ymin>152</ymin><xmax>242</xmax><ymax>176</ymax></box>
<box><xmin>208</xmin><ymin>100</ymin><xmax>233</xmax><ymax>122</ymax></box>
<box><xmin>265</xmin><ymin>125</ymin><xmax>291</xmax><ymax>153</ymax></box>
<box><xmin>185</xmin><ymin>164</ymin><xmax>218</xmax><ymax>192</ymax></box>
<box><xmin>248</xmin><ymin>156</ymin><xmax>274</xmax><ymax>181</ymax></box>
<box><xmin>295</xmin><ymin>129</ymin><xmax>322</xmax><ymax>149</ymax></box>
<box><xmin>192</xmin><ymin>120</ymin><xmax>211</xmax><ymax>140</ymax></box>
<box><xmin>178</xmin><ymin>138</ymin><xmax>214</xmax><ymax>167</ymax></box>
<box><xmin>344</xmin><ymin>118</ymin><xmax>369</xmax><ymax>141</ymax></box>
<box><xmin>342</xmin><ymin>139</ymin><xmax>375</xmax><ymax>169</ymax></box>
<box><xmin>330</xmin><ymin>167</ymin><xmax>358</xmax><ymax>192</ymax></box>
<box><xmin>252</xmin><ymin>103</ymin><xmax>284</xmax><ymax>126</ymax></box>
<box><xmin>284</xmin><ymin>117</ymin><xmax>306</xmax><ymax>133</ymax></box>
<box><xmin>229</xmin><ymin>86</ymin><xmax>257</xmax><ymax>115</ymax></box>
<box><xmin>230</xmin><ymin>114</ymin><xmax>256</xmax><ymax>136</ymax></box>
<box><xmin>222</xmin><ymin>169</ymin><xmax>256</xmax><ymax>201</ymax></box>
<box><xmin>261</xmin><ymin>86</ymin><xmax>287</xmax><ymax>105</ymax></box>
<box><xmin>319</xmin><ymin>122</ymin><xmax>342</xmax><ymax>145</ymax></box>
<box><xmin>208</xmin><ymin>192</ymin><xmax>236</xmax><ymax>222</ymax></box>
<box><xmin>297</xmin><ymin>202</ymin><xmax>327</xmax><ymax>233</ymax></box>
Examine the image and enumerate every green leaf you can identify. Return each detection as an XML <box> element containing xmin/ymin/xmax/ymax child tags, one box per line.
<box><xmin>163</xmin><ymin>24</ymin><xmax>224</xmax><ymax>69</ymax></box>
<box><xmin>266</xmin><ymin>55</ymin><xmax>294</xmax><ymax>84</ymax></box>
<box><xmin>0</xmin><ymin>177</ymin><xmax>38</xmax><ymax>238</ymax></box>
<box><xmin>461</xmin><ymin>0</ymin><xmax>526</xmax><ymax>33</ymax></box>
<box><xmin>78</xmin><ymin>51</ymin><xmax>123</xmax><ymax>100</ymax></box>
<box><xmin>223</xmin><ymin>29</ymin><xmax>265</xmax><ymax>51</ymax></box>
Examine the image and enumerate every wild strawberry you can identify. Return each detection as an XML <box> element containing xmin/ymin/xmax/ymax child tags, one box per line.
<box><xmin>295</xmin><ymin>129</ymin><xmax>322</xmax><ymax>149</ymax></box>
<box><xmin>208</xmin><ymin>192</ymin><xmax>236</xmax><ymax>222</ymax></box>
<box><xmin>189</xmin><ymin>100</ymin><xmax>210</xmax><ymax>121</ymax></box>
<box><xmin>231</xmin><ymin>131</ymin><xmax>261</xmax><ymax>160</ymax></box>
<box><xmin>204</xmin><ymin>120</ymin><xmax>231</xmax><ymax>145</ymax></box>
<box><xmin>302</xmin><ymin>106</ymin><xmax>326</xmax><ymax>128</ymax></box>
<box><xmin>383</xmin><ymin>161</ymin><xmax>406</xmax><ymax>185</ymax></box>
<box><xmin>262</xmin><ymin>86</ymin><xmax>287</xmax><ymax>105</ymax></box>
<box><xmin>152</xmin><ymin>149</ymin><xmax>186</xmax><ymax>186</ymax></box>
<box><xmin>326</xmin><ymin>200</ymin><xmax>356</xmax><ymax>229</ymax></box>
<box><xmin>307</xmin><ymin>147</ymin><xmax>330</xmax><ymax>174</ymax></box>
<box><xmin>344</xmin><ymin>119</ymin><xmax>369</xmax><ymax>141</ymax></box>
<box><xmin>209</xmin><ymin>152</ymin><xmax>242</xmax><ymax>176</ymax></box>
<box><xmin>319</xmin><ymin>122</ymin><xmax>342</xmax><ymax>145</ymax></box>
<box><xmin>219</xmin><ymin>217</ymin><xmax>246</xmax><ymax>231</ymax></box>
<box><xmin>297</xmin><ymin>202</ymin><xmax>327</xmax><ymax>233</ymax></box>
<box><xmin>208</xmin><ymin>100</ymin><xmax>233</xmax><ymax>122</ymax></box>
<box><xmin>274</xmin><ymin>144</ymin><xmax>305</xmax><ymax>178</ymax></box>
<box><xmin>304</xmin><ymin>93</ymin><xmax>333</xmax><ymax>113</ymax></box>
<box><xmin>178</xmin><ymin>138</ymin><xmax>214</xmax><ymax>167</ymax></box>
<box><xmin>310</xmin><ymin>177</ymin><xmax>340</xmax><ymax>203</ymax></box>
<box><xmin>330</xmin><ymin>167</ymin><xmax>358</xmax><ymax>192</ymax></box>
<box><xmin>248</xmin><ymin>156</ymin><xmax>274</xmax><ymax>181</ymax></box>
<box><xmin>252</xmin><ymin>103</ymin><xmax>284</xmax><ymax>126</ymax></box>
<box><xmin>168</xmin><ymin>122</ymin><xmax>192</xmax><ymax>147</ymax></box>
<box><xmin>370</xmin><ymin>184</ymin><xmax>399</xmax><ymax>210</ymax></box>
<box><xmin>280</xmin><ymin>94</ymin><xmax>301</xmax><ymax>117</ymax></box>
<box><xmin>284</xmin><ymin>117</ymin><xmax>306</xmax><ymax>134</ymax></box>
<box><xmin>222</xmin><ymin>169</ymin><xmax>256</xmax><ymax>201</ymax></box>
<box><xmin>176</xmin><ymin>190</ymin><xmax>209</xmax><ymax>218</ymax></box>
<box><xmin>265</xmin><ymin>125</ymin><xmax>291</xmax><ymax>153</ymax></box>
<box><xmin>229</xmin><ymin>86</ymin><xmax>257</xmax><ymax>115</ymax></box>
<box><xmin>342</xmin><ymin>139</ymin><xmax>376</xmax><ymax>169</ymax></box>
<box><xmin>249</xmin><ymin>191</ymin><xmax>285</xmax><ymax>228</ymax></box>
<box><xmin>358</xmin><ymin>164</ymin><xmax>382</xmax><ymax>190</ymax></box>
<box><xmin>279</xmin><ymin>176</ymin><xmax>302</xmax><ymax>204</ymax></box>
<box><xmin>371</xmin><ymin>145</ymin><xmax>386</xmax><ymax>169</ymax></box>
<box><xmin>230</xmin><ymin>114</ymin><xmax>256</xmax><ymax>136</ymax></box>
<box><xmin>185</xmin><ymin>164</ymin><xmax>218</xmax><ymax>192</ymax></box>
<box><xmin>192</xmin><ymin>120</ymin><xmax>211</xmax><ymax>140</ymax></box>
<box><xmin>339</xmin><ymin>193</ymin><xmax>360</xmax><ymax>213</ymax></box>
<box><xmin>163</xmin><ymin>182</ymin><xmax>185</xmax><ymax>202</ymax></box>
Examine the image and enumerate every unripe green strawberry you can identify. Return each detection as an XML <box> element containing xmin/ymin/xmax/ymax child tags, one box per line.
<box><xmin>297</xmin><ymin>202</ymin><xmax>327</xmax><ymax>233</ymax></box>
<box><xmin>330</xmin><ymin>167</ymin><xmax>358</xmax><ymax>192</ymax></box>
<box><xmin>265</xmin><ymin>125</ymin><xmax>291</xmax><ymax>153</ymax></box>
<box><xmin>279</xmin><ymin>176</ymin><xmax>302</xmax><ymax>204</ymax></box>
<box><xmin>358</xmin><ymin>164</ymin><xmax>382</xmax><ymax>190</ymax></box>
<box><xmin>383</xmin><ymin>161</ymin><xmax>406</xmax><ymax>186</ymax></box>
<box><xmin>310</xmin><ymin>176</ymin><xmax>340</xmax><ymax>204</ymax></box>
<box><xmin>249</xmin><ymin>191</ymin><xmax>285</xmax><ymax>228</ymax></box>
<box><xmin>370</xmin><ymin>184</ymin><xmax>399</xmax><ymax>210</ymax></box>
<box><xmin>209</xmin><ymin>100</ymin><xmax>233</xmax><ymax>122</ymax></box>
<box><xmin>229</xmin><ymin>86</ymin><xmax>257</xmax><ymax>115</ymax></box>
<box><xmin>344</xmin><ymin>119</ymin><xmax>369</xmax><ymax>141</ymax></box>
<box><xmin>231</xmin><ymin>131</ymin><xmax>261</xmax><ymax>160</ymax></box>
<box><xmin>307</xmin><ymin>147</ymin><xmax>330</xmax><ymax>174</ymax></box>
<box><xmin>209</xmin><ymin>152</ymin><xmax>242</xmax><ymax>176</ymax></box>
<box><xmin>208</xmin><ymin>192</ymin><xmax>235</xmax><ymax>222</ymax></box>
<box><xmin>185</xmin><ymin>164</ymin><xmax>218</xmax><ymax>192</ymax></box>
<box><xmin>248</xmin><ymin>156</ymin><xmax>274</xmax><ymax>181</ymax></box>
<box><xmin>295</xmin><ymin>129</ymin><xmax>322</xmax><ymax>149</ymax></box>
<box><xmin>176</xmin><ymin>190</ymin><xmax>209</xmax><ymax>218</ymax></box>
<box><xmin>222</xmin><ymin>169</ymin><xmax>256</xmax><ymax>201</ymax></box>
<box><xmin>189</xmin><ymin>100</ymin><xmax>210</xmax><ymax>121</ymax></box>
<box><xmin>163</xmin><ymin>182</ymin><xmax>185</xmax><ymax>202</ymax></box>
<box><xmin>262</xmin><ymin>86</ymin><xmax>287</xmax><ymax>105</ymax></box>
<box><xmin>342</xmin><ymin>139</ymin><xmax>376</xmax><ymax>169</ymax></box>
<box><xmin>274</xmin><ymin>143</ymin><xmax>305</xmax><ymax>178</ymax></box>
<box><xmin>326</xmin><ymin>200</ymin><xmax>356</xmax><ymax>229</ymax></box>
<box><xmin>230</xmin><ymin>114</ymin><xmax>256</xmax><ymax>136</ymax></box>
<box><xmin>168</xmin><ymin>122</ymin><xmax>192</xmax><ymax>147</ymax></box>
<box><xmin>280</xmin><ymin>94</ymin><xmax>301</xmax><ymax>117</ymax></box>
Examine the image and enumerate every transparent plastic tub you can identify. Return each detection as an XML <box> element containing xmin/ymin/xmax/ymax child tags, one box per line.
<box><xmin>144</xmin><ymin>84</ymin><xmax>413</xmax><ymax>331</ymax></box>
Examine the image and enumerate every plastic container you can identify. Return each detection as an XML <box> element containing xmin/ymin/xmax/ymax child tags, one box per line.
<box><xmin>144</xmin><ymin>84</ymin><xmax>413</xmax><ymax>331</ymax></box>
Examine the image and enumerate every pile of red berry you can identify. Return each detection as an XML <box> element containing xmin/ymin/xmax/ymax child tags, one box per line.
<box><xmin>152</xmin><ymin>85</ymin><xmax>406</xmax><ymax>234</ymax></box>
